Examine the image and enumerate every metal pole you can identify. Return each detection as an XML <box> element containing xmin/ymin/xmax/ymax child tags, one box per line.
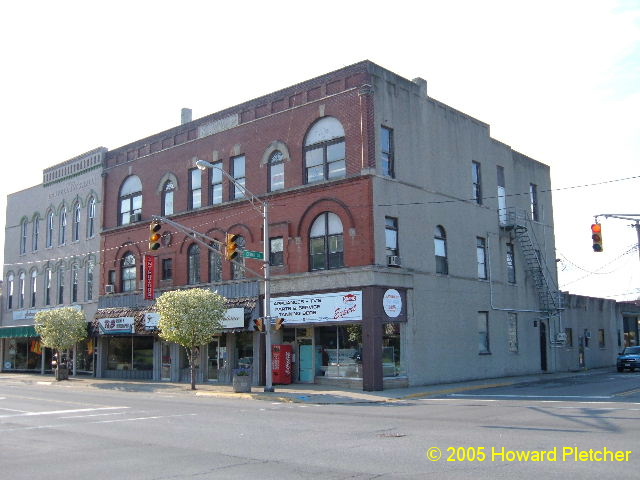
<box><xmin>635</xmin><ymin>221</ymin><xmax>640</xmax><ymax>262</ymax></box>
<box><xmin>263</xmin><ymin>202</ymin><xmax>273</xmax><ymax>392</ymax></box>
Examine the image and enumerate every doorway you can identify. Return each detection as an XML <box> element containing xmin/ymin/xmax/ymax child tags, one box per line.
<box><xmin>161</xmin><ymin>341</ymin><xmax>171</xmax><ymax>380</ymax></box>
<box><xmin>207</xmin><ymin>337</ymin><xmax>226</xmax><ymax>381</ymax></box>
<box><xmin>539</xmin><ymin>321</ymin><xmax>548</xmax><ymax>371</ymax></box>
<box><xmin>298</xmin><ymin>340</ymin><xmax>313</xmax><ymax>383</ymax></box>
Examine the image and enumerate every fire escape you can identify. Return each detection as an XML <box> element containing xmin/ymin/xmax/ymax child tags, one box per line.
<box><xmin>500</xmin><ymin>208</ymin><xmax>562</xmax><ymax>314</ymax></box>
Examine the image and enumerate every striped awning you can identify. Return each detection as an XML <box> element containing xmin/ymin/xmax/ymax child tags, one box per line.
<box><xmin>0</xmin><ymin>325</ymin><xmax>38</xmax><ymax>338</ymax></box>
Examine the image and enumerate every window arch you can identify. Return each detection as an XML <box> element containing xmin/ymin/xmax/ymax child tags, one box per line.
<box><xmin>71</xmin><ymin>264</ymin><xmax>79</xmax><ymax>302</ymax></box>
<box><xmin>44</xmin><ymin>268</ymin><xmax>52</xmax><ymax>305</ymax></box>
<box><xmin>119</xmin><ymin>176</ymin><xmax>142</xmax><ymax>225</ymax></box>
<box><xmin>187</xmin><ymin>244</ymin><xmax>201</xmax><ymax>285</ymax></box>
<box><xmin>209</xmin><ymin>242</ymin><xmax>222</xmax><ymax>283</ymax></box>
<box><xmin>86</xmin><ymin>260</ymin><xmax>94</xmax><ymax>301</ymax></box>
<box><xmin>59</xmin><ymin>207</ymin><xmax>67</xmax><ymax>245</ymax></box>
<box><xmin>20</xmin><ymin>219</ymin><xmax>28</xmax><ymax>254</ymax></box>
<box><xmin>304</xmin><ymin>117</ymin><xmax>346</xmax><ymax>184</ymax></box>
<box><xmin>46</xmin><ymin>211</ymin><xmax>54</xmax><ymax>248</ymax></box>
<box><xmin>121</xmin><ymin>252</ymin><xmax>137</xmax><ymax>292</ymax></box>
<box><xmin>7</xmin><ymin>274</ymin><xmax>14</xmax><ymax>309</ymax></box>
<box><xmin>434</xmin><ymin>225</ymin><xmax>448</xmax><ymax>275</ymax></box>
<box><xmin>162</xmin><ymin>180</ymin><xmax>175</xmax><ymax>216</ymax></box>
<box><xmin>310</xmin><ymin>212</ymin><xmax>344</xmax><ymax>270</ymax></box>
<box><xmin>57</xmin><ymin>265</ymin><xmax>65</xmax><ymax>304</ymax></box>
<box><xmin>30</xmin><ymin>270</ymin><xmax>38</xmax><ymax>308</ymax></box>
<box><xmin>73</xmin><ymin>202</ymin><xmax>81</xmax><ymax>242</ymax></box>
<box><xmin>87</xmin><ymin>197</ymin><xmax>96</xmax><ymax>238</ymax></box>
<box><xmin>32</xmin><ymin>215</ymin><xmax>40</xmax><ymax>251</ymax></box>
<box><xmin>269</xmin><ymin>150</ymin><xmax>285</xmax><ymax>191</ymax></box>
<box><xmin>18</xmin><ymin>272</ymin><xmax>26</xmax><ymax>309</ymax></box>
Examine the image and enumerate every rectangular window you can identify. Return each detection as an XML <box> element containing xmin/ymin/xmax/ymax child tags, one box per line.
<box><xmin>508</xmin><ymin>313</ymin><xmax>518</xmax><ymax>353</ymax></box>
<box><xmin>20</xmin><ymin>222</ymin><xmax>28</xmax><ymax>254</ymax></box>
<box><xmin>565</xmin><ymin>327</ymin><xmax>573</xmax><ymax>347</ymax></box>
<box><xmin>86</xmin><ymin>262</ymin><xmax>94</xmax><ymax>301</ymax></box>
<box><xmin>58</xmin><ymin>268</ymin><xmax>65</xmax><ymax>304</ymax></box>
<box><xmin>385</xmin><ymin>217</ymin><xmax>398</xmax><ymax>256</ymax></box>
<box><xmin>33</xmin><ymin>217</ymin><xmax>40</xmax><ymax>251</ymax></box>
<box><xmin>529</xmin><ymin>183</ymin><xmax>539</xmax><ymax>221</ymax></box>
<box><xmin>476</xmin><ymin>237</ymin><xmax>487</xmax><ymax>279</ymax></box>
<box><xmin>44</xmin><ymin>269</ymin><xmax>51</xmax><ymax>306</ymax></box>
<box><xmin>497</xmin><ymin>166</ymin><xmax>507</xmax><ymax>225</ymax></box>
<box><xmin>381</xmin><ymin>126</ymin><xmax>394</xmax><ymax>177</ymax></box>
<box><xmin>30</xmin><ymin>273</ymin><xmax>37</xmax><ymax>308</ymax></box>
<box><xmin>478</xmin><ymin>312</ymin><xmax>490</xmax><ymax>354</ymax></box>
<box><xmin>72</xmin><ymin>267</ymin><xmax>79</xmax><ymax>303</ymax></box>
<box><xmin>190</xmin><ymin>168</ymin><xmax>202</xmax><ymax>209</ymax></box>
<box><xmin>506</xmin><ymin>243</ymin><xmax>516</xmax><ymax>284</ymax></box>
<box><xmin>472</xmin><ymin>161</ymin><xmax>482</xmax><ymax>204</ymax></box>
<box><xmin>598</xmin><ymin>329</ymin><xmax>605</xmax><ymax>348</ymax></box>
<box><xmin>161</xmin><ymin>258</ymin><xmax>173</xmax><ymax>281</ymax></box>
<box><xmin>232</xmin><ymin>155</ymin><xmax>246</xmax><ymax>200</ymax></box>
<box><xmin>210</xmin><ymin>162</ymin><xmax>223</xmax><ymax>205</ymax></box>
<box><xmin>269</xmin><ymin>237</ymin><xmax>284</xmax><ymax>266</ymax></box>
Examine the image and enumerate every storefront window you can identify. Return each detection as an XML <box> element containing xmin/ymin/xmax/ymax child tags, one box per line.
<box><xmin>74</xmin><ymin>339</ymin><xmax>95</xmax><ymax>373</ymax></box>
<box><xmin>3</xmin><ymin>338</ymin><xmax>43</xmax><ymax>371</ymax></box>
<box><xmin>382</xmin><ymin>323</ymin><xmax>404</xmax><ymax>377</ymax></box>
<box><xmin>235</xmin><ymin>332</ymin><xmax>253</xmax><ymax>369</ymax></box>
<box><xmin>316</xmin><ymin>325</ymin><xmax>362</xmax><ymax>378</ymax></box>
<box><xmin>106</xmin><ymin>336</ymin><xmax>153</xmax><ymax>370</ymax></box>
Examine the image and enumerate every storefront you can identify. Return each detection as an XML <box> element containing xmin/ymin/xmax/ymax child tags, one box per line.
<box><xmin>270</xmin><ymin>287</ymin><xmax>408</xmax><ymax>391</ymax></box>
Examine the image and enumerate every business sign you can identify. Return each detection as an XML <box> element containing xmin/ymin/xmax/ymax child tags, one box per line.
<box><xmin>143</xmin><ymin>255</ymin><xmax>156</xmax><ymax>300</ymax></box>
<box><xmin>144</xmin><ymin>312</ymin><xmax>160</xmax><ymax>331</ymax></box>
<box><xmin>382</xmin><ymin>289</ymin><xmax>402</xmax><ymax>318</ymax></box>
<box><xmin>270</xmin><ymin>291</ymin><xmax>362</xmax><ymax>324</ymax></box>
<box><xmin>223</xmin><ymin>308</ymin><xmax>245</xmax><ymax>329</ymax></box>
<box><xmin>99</xmin><ymin>317</ymin><xmax>135</xmax><ymax>335</ymax></box>
<box><xmin>12</xmin><ymin>304</ymin><xmax>81</xmax><ymax>322</ymax></box>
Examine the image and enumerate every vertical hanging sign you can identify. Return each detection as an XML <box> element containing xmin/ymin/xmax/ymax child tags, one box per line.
<box><xmin>143</xmin><ymin>254</ymin><xmax>156</xmax><ymax>300</ymax></box>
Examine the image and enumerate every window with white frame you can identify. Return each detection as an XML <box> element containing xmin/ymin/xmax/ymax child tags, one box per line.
<box><xmin>187</xmin><ymin>243</ymin><xmax>201</xmax><ymax>284</ymax></box>
<box><xmin>57</xmin><ymin>265</ymin><xmax>65</xmax><ymax>304</ymax></box>
<box><xmin>18</xmin><ymin>272</ymin><xmax>25</xmax><ymax>309</ymax></box>
<box><xmin>44</xmin><ymin>268</ymin><xmax>51</xmax><ymax>306</ymax></box>
<box><xmin>71</xmin><ymin>264</ymin><xmax>79</xmax><ymax>303</ymax></box>
<box><xmin>269</xmin><ymin>150</ymin><xmax>285</xmax><ymax>191</ymax></box>
<box><xmin>210</xmin><ymin>162</ymin><xmax>223</xmax><ymax>205</ymax></box>
<box><xmin>385</xmin><ymin>217</ymin><xmax>398</xmax><ymax>257</ymax></box>
<box><xmin>381</xmin><ymin>126</ymin><xmax>394</xmax><ymax>177</ymax></box>
<box><xmin>476</xmin><ymin>237</ymin><xmax>487</xmax><ymax>279</ymax></box>
<box><xmin>46</xmin><ymin>211</ymin><xmax>54</xmax><ymax>248</ymax></box>
<box><xmin>121</xmin><ymin>253</ymin><xmax>136</xmax><ymax>292</ymax></box>
<box><xmin>310</xmin><ymin>212</ymin><xmax>344</xmax><ymax>271</ymax></box>
<box><xmin>20</xmin><ymin>219</ymin><xmax>28</xmax><ymax>254</ymax></box>
<box><xmin>529</xmin><ymin>183</ymin><xmax>539</xmax><ymax>221</ymax></box>
<box><xmin>59</xmin><ymin>207</ymin><xmax>67</xmax><ymax>245</ymax></box>
<box><xmin>478</xmin><ymin>312</ymin><xmax>490</xmax><ymax>354</ymax></box>
<box><xmin>472</xmin><ymin>161</ymin><xmax>482</xmax><ymax>204</ymax></box>
<box><xmin>87</xmin><ymin>197</ymin><xmax>96</xmax><ymax>238</ymax></box>
<box><xmin>7</xmin><ymin>274</ymin><xmax>14</xmax><ymax>309</ymax></box>
<box><xmin>232</xmin><ymin>155</ymin><xmax>246</xmax><ymax>200</ymax></box>
<box><xmin>269</xmin><ymin>237</ymin><xmax>284</xmax><ymax>266</ymax></box>
<box><xmin>73</xmin><ymin>202</ymin><xmax>81</xmax><ymax>242</ymax></box>
<box><xmin>189</xmin><ymin>169</ymin><xmax>202</xmax><ymax>209</ymax></box>
<box><xmin>30</xmin><ymin>270</ymin><xmax>37</xmax><ymax>308</ymax></box>
<box><xmin>86</xmin><ymin>261</ymin><xmax>94</xmax><ymax>301</ymax></box>
<box><xmin>32</xmin><ymin>215</ymin><xmax>40</xmax><ymax>251</ymax></box>
<box><xmin>119</xmin><ymin>176</ymin><xmax>142</xmax><ymax>225</ymax></box>
<box><xmin>434</xmin><ymin>226</ymin><xmax>448</xmax><ymax>275</ymax></box>
<box><xmin>162</xmin><ymin>181</ymin><xmax>174</xmax><ymax>216</ymax></box>
<box><xmin>304</xmin><ymin>117</ymin><xmax>346</xmax><ymax>184</ymax></box>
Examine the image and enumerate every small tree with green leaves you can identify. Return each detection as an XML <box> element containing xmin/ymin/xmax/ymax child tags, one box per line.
<box><xmin>34</xmin><ymin>307</ymin><xmax>87</xmax><ymax>380</ymax></box>
<box><xmin>157</xmin><ymin>288</ymin><xmax>227</xmax><ymax>390</ymax></box>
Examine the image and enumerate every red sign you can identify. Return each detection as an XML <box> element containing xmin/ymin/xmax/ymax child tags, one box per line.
<box><xmin>144</xmin><ymin>255</ymin><xmax>156</xmax><ymax>300</ymax></box>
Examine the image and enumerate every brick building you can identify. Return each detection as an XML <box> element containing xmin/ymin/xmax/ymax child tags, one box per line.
<box><xmin>93</xmin><ymin>60</ymin><xmax>616</xmax><ymax>390</ymax></box>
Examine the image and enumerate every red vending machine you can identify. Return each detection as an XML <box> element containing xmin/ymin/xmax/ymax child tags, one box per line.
<box><xmin>272</xmin><ymin>344</ymin><xmax>293</xmax><ymax>384</ymax></box>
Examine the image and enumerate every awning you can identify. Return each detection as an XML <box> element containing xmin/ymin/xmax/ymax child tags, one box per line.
<box><xmin>0</xmin><ymin>325</ymin><xmax>38</xmax><ymax>338</ymax></box>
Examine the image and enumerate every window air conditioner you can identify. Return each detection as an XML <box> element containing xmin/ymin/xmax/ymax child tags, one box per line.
<box><xmin>556</xmin><ymin>332</ymin><xmax>567</xmax><ymax>342</ymax></box>
<box><xmin>105</xmin><ymin>284</ymin><xmax>115</xmax><ymax>294</ymax></box>
<box><xmin>129</xmin><ymin>213</ymin><xmax>142</xmax><ymax>223</ymax></box>
<box><xmin>387</xmin><ymin>255</ymin><xmax>401</xmax><ymax>267</ymax></box>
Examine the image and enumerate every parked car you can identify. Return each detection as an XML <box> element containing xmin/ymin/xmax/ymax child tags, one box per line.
<box><xmin>616</xmin><ymin>346</ymin><xmax>640</xmax><ymax>372</ymax></box>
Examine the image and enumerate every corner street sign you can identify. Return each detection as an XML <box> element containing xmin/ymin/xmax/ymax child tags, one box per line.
<box><xmin>242</xmin><ymin>250</ymin><xmax>264</xmax><ymax>259</ymax></box>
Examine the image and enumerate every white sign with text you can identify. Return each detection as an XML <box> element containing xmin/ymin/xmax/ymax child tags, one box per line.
<box><xmin>270</xmin><ymin>291</ymin><xmax>362</xmax><ymax>324</ymax></box>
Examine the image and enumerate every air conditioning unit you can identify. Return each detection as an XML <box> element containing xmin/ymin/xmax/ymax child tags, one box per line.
<box><xmin>129</xmin><ymin>213</ymin><xmax>142</xmax><ymax>223</ymax></box>
<box><xmin>556</xmin><ymin>332</ymin><xmax>567</xmax><ymax>342</ymax></box>
<box><xmin>105</xmin><ymin>284</ymin><xmax>115</xmax><ymax>294</ymax></box>
<box><xmin>387</xmin><ymin>255</ymin><xmax>401</xmax><ymax>267</ymax></box>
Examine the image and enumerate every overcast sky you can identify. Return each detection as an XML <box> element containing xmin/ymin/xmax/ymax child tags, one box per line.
<box><xmin>1</xmin><ymin>0</ymin><xmax>638</xmax><ymax>300</ymax></box>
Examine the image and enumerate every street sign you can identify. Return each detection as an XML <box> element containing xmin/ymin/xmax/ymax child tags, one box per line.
<box><xmin>242</xmin><ymin>250</ymin><xmax>264</xmax><ymax>259</ymax></box>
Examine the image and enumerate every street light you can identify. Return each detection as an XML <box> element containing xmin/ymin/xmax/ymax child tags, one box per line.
<box><xmin>195</xmin><ymin>159</ymin><xmax>274</xmax><ymax>392</ymax></box>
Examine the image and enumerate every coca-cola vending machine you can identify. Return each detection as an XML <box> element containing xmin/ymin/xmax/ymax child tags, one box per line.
<box><xmin>272</xmin><ymin>344</ymin><xmax>293</xmax><ymax>384</ymax></box>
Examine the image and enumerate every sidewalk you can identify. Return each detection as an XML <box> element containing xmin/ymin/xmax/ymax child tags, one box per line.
<box><xmin>0</xmin><ymin>368</ymin><xmax>612</xmax><ymax>405</ymax></box>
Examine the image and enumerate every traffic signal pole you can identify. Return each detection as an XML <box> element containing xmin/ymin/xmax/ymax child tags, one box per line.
<box><xmin>594</xmin><ymin>214</ymin><xmax>640</xmax><ymax>262</ymax></box>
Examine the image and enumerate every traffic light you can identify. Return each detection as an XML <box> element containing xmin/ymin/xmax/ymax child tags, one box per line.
<box><xmin>225</xmin><ymin>233</ymin><xmax>239</xmax><ymax>261</ymax></box>
<box><xmin>275</xmin><ymin>317</ymin><xmax>285</xmax><ymax>330</ymax></box>
<box><xmin>253</xmin><ymin>317</ymin><xmax>265</xmax><ymax>332</ymax></box>
<box><xmin>149</xmin><ymin>221</ymin><xmax>162</xmax><ymax>250</ymax></box>
<box><xmin>591</xmin><ymin>223</ymin><xmax>603</xmax><ymax>252</ymax></box>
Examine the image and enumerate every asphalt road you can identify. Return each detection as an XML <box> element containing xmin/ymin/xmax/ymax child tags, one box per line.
<box><xmin>1</xmin><ymin>371</ymin><xmax>639</xmax><ymax>479</ymax></box>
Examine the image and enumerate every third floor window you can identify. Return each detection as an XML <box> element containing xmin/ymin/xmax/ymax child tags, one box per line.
<box><xmin>304</xmin><ymin>117</ymin><xmax>346</xmax><ymax>184</ymax></box>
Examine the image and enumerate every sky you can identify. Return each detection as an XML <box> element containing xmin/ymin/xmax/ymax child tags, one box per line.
<box><xmin>1</xmin><ymin>0</ymin><xmax>638</xmax><ymax>301</ymax></box>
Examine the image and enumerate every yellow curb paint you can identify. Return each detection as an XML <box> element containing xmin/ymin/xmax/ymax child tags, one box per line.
<box><xmin>399</xmin><ymin>382</ymin><xmax>514</xmax><ymax>400</ymax></box>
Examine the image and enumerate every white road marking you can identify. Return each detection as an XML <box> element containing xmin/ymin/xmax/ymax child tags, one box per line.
<box><xmin>0</xmin><ymin>406</ymin><xmax>129</xmax><ymax>418</ymax></box>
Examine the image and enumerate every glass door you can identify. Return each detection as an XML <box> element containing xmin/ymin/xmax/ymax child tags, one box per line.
<box><xmin>208</xmin><ymin>338</ymin><xmax>221</xmax><ymax>381</ymax></box>
<box><xmin>161</xmin><ymin>341</ymin><xmax>171</xmax><ymax>380</ymax></box>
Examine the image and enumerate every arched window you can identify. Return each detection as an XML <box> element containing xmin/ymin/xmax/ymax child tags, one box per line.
<box><xmin>71</xmin><ymin>264</ymin><xmax>79</xmax><ymax>302</ymax></box>
<box><xmin>57</xmin><ymin>265</ymin><xmax>65</xmax><ymax>304</ymax></box>
<box><xmin>32</xmin><ymin>215</ymin><xmax>40</xmax><ymax>251</ymax></box>
<box><xmin>187</xmin><ymin>244</ymin><xmax>201</xmax><ymax>285</ymax></box>
<box><xmin>20</xmin><ymin>219</ymin><xmax>28</xmax><ymax>254</ymax></box>
<box><xmin>59</xmin><ymin>207</ymin><xmax>67</xmax><ymax>245</ymax></box>
<box><xmin>7</xmin><ymin>274</ymin><xmax>14</xmax><ymax>309</ymax></box>
<box><xmin>46</xmin><ymin>211</ymin><xmax>54</xmax><ymax>248</ymax></box>
<box><xmin>434</xmin><ymin>226</ymin><xmax>448</xmax><ymax>275</ymax></box>
<box><xmin>310</xmin><ymin>212</ymin><xmax>344</xmax><ymax>270</ymax></box>
<box><xmin>44</xmin><ymin>268</ymin><xmax>51</xmax><ymax>305</ymax></box>
<box><xmin>269</xmin><ymin>150</ymin><xmax>285</xmax><ymax>191</ymax></box>
<box><xmin>304</xmin><ymin>117</ymin><xmax>346</xmax><ymax>184</ymax></box>
<box><xmin>162</xmin><ymin>181</ymin><xmax>175</xmax><ymax>216</ymax></box>
<box><xmin>87</xmin><ymin>197</ymin><xmax>96</xmax><ymax>238</ymax></box>
<box><xmin>119</xmin><ymin>176</ymin><xmax>143</xmax><ymax>225</ymax></box>
<box><xmin>209</xmin><ymin>242</ymin><xmax>222</xmax><ymax>283</ymax></box>
<box><xmin>121</xmin><ymin>253</ymin><xmax>137</xmax><ymax>292</ymax></box>
<box><xmin>30</xmin><ymin>270</ymin><xmax>38</xmax><ymax>308</ymax></box>
<box><xmin>18</xmin><ymin>272</ymin><xmax>25</xmax><ymax>309</ymax></box>
<box><xmin>86</xmin><ymin>260</ymin><xmax>94</xmax><ymax>301</ymax></box>
<box><xmin>231</xmin><ymin>235</ymin><xmax>246</xmax><ymax>280</ymax></box>
<box><xmin>73</xmin><ymin>202</ymin><xmax>81</xmax><ymax>242</ymax></box>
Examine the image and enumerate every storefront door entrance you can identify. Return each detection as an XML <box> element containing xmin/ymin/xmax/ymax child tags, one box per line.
<box><xmin>208</xmin><ymin>338</ymin><xmax>226</xmax><ymax>381</ymax></box>
<box><xmin>299</xmin><ymin>343</ymin><xmax>314</xmax><ymax>383</ymax></box>
<box><xmin>161</xmin><ymin>341</ymin><xmax>171</xmax><ymax>380</ymax></box>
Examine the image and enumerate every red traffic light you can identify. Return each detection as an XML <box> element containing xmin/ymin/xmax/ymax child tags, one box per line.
<box><xmin>591</xmin><ymin>223</ymin><xmax>603</xmax><ymax>252</ymax></box>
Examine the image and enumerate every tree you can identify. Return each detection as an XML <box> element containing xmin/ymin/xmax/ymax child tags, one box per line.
<box><xmin>34</xmin><ymin>307</ymin><xmax>88</xmax><ymax>380</ymax></box>
<box><xmin>156</xmin><ymin>288</ymin><xmax>227</xmax><ymax>390</ymax></box>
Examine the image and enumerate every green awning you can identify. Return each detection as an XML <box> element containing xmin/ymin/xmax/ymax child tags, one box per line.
<box><xmin>0</xmin><ymin>326</ymin><xmax>38</xmax><ymax>338</ymax></box>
